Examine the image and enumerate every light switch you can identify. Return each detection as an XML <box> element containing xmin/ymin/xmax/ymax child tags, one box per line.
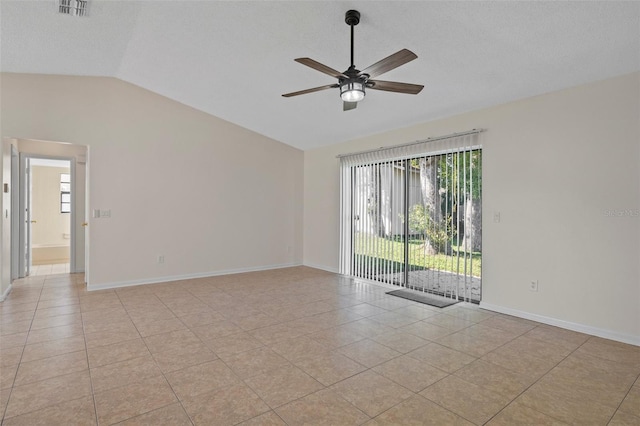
<box><xmin>93</xmin><ymin>209</ymin><xmax>100</xmax><ymax>218</ymax></box>
<box><xmin>101</xmin><ymin>209</ymin><xmax>111</xmax><ymax>218</ymax></box>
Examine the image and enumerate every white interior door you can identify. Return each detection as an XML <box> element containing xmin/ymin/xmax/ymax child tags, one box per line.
<box><xmin>11</xmin><ymin>145</ymin><xmax>19</xmax><ymax>281</ymax></box>
<box><xmin>18</xmin><ymin>154</ymin><xmax>32</xmax><ymax>277</ymax></box>
<box><xmin>72</xmin><ymin>158</ymin><xmax>85</xmax><ymax>273</ymax></box>
<box><xmin>26</xmin><ymin>159</ymin><xmax>33</xmax><ymax>276</ymax></box>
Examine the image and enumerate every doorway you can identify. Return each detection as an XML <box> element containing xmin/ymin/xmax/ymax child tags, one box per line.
<box><xmin>27</xmin><ymin>158</ymin><xmax>72</xmax><ymax>275</ymax></box>
<box><xmin>19</xmin><ymin>155</ymin><xmax>76</xmax><ymax>277</ymax></box>
<box><xmin>9</xmin><ymin>138</ymin><xmax>88</xmax><ymax>280</ymax></box>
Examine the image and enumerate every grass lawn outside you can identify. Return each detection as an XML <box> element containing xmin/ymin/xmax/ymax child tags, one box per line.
<box><xmin>353</xmin><ymin>233</ymin><xmax>482</xmax><ymax>278</ymax></box>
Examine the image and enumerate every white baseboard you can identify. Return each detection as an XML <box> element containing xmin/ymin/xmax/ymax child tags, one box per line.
<box><xmin>302</xmin><ymin>262</ymin><xmax>339</xmax><ymax>274</ymax></box>
<box><xmin>480</xmin><ymin>302</ymin><xmax>640</xmax><ymax>347</ymax></box>
<box><xmin>0</xmin><ymin>284</ymin><xmax>13</xmax><ymax>302</ymax></box>
<box><xmin>87</xmin><ymin>262</ymin><xmax>303</xmax><ymax>292</ymax></box>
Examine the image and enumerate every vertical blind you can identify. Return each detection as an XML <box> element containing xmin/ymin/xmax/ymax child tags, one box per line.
<box><xmin>339</xmin><ymin>130</ymin><xmax>483</xmax><ymax>302</ymax></box>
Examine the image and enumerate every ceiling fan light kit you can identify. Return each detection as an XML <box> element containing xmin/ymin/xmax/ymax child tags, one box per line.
<box><xmin>340</xmin><ymin>81</ymin><xmax>365</xmax><ymax>102</ymax></box>
<box><xmin>283</xmin><ymin>9</ymin><xmax>424</xmax><ymax>111</ymax></box>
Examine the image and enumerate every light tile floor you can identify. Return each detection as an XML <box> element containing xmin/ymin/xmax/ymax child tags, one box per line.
<box><xmin>30</xmin><ymin>263</ymin><xmax>70</xmax><ymax>276</ymax></box>
<box><xmin>0</xmin><ymin>266</ymin><xmax>638</xmax><ymax>425</ymax></box>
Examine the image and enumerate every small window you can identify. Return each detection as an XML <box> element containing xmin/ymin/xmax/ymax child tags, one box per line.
<box><xmin>60</xmin><ymin>173</ymin><xmax>71</xmax><ymax>213</ymax></box>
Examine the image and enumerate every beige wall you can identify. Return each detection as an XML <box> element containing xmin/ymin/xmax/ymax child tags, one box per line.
<box><xmin>304</xmin><ymin>73</ymin><xmax>640</xmax><ymax>344</ymax></box>
<box><xmin>0</xmin><ymin>73</ymin><xmax>304</xmax><ymax>289</ymax></box>
<box><xmin>32</xmin><ymin>246</ymin><xmax>70</xmax><ymax>265</ymax></box>
<box><xmin>31</xmin><ymin>165</ymin><xmax>71</xmax><ymax>247</ymax></box>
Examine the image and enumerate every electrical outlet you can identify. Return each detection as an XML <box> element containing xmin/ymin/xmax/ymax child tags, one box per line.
<box><xmin>493</xmin><ymin>211</ymin><xmax>501</xmax><ymax>223</ymax></box>
<box><xmin>530</xmin><ymin>280</ymin><xmax>538</xmax><ymax>292</ymax></box>
<box><xmin>157</xmin><ymin>255</ymin><xmax>165</xmax><ymax>264</ymax></box>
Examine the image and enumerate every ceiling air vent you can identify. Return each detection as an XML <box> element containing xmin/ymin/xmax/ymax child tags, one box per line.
<box><xmin>58</xmin><ymin>0</ymin><xmax>88</xmax><ymax>17</ymax></box>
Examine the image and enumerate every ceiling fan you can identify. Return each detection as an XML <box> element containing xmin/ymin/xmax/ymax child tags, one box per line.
<box><xmin>282</xmin><ymin>10</ymin><xmax>424</xmax><ymax>111</ymax></box>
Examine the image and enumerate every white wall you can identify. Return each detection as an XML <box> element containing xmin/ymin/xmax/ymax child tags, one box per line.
<box><xmin>304</xmin><ymin>73</ymin><xmax>640</xmax><ymax>344</ymax></box>
<box><xmin>0</xmin><ymin>73</ymin><xmax>304</xmax><ymax>289</ymax></box>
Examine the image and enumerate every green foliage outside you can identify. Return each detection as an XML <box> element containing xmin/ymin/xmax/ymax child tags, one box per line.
<box><xmin>435</xmin><ymin>150</ymin><xmax>482</xmax><ymax>201</ymax></box>
<box><xmin>406</xmin><ymin>150</ymin><xmax>482</xmax><ymax>254</ymax></box>
<box><xmin>406</xmin><ymin>204</ymin><xmax>451</xmax><ymax>253</ymax></box>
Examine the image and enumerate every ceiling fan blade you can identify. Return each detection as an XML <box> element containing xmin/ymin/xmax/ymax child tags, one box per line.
<box><xmin>343</xmin><ymin>101</ymin><xmax>358</xmax><ymax>111</ymax></box>
<box><xmin>368</xmin><ymin>80</ymin><xmax>424</xmax><ymax>94</ymax></box>
<box><xmin>295</xmin><ymin>58</ymin><xmax>348</xmax><ymax>79</ymax></box>
<box><xmin>282</xmin><ymin>84</ymin><xmax>339</xmax><ymax>98</ymax></box>
<box><xmin>360</xmin><ymin>49</ymin><xmax>418</xmax><ymax>79</ymax></box>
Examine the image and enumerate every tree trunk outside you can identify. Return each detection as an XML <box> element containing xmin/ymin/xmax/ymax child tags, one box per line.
<box><xmin>462</xmin><ymin>197</ymin><xmax>482</xmax><ymax>252</ymax></box>
<box><xmin>418</xmin><ymin>157</ymin><xmax>449</xmax><ymax>254</ymax></box>
<box><xmin>366</xmin><ymin>166</ymin><xmax>384</xmax><ymax>237</ymax></box>
<box><xmin>419</xmin><ymin>158</ymin><xmax>441</xmax><ymax>224</ymax></box>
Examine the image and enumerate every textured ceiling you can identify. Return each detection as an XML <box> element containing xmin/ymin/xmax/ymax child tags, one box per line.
<box><xmin>1</xmin><ymin>1</ymin><xmax>639</xmax><ymax>150</ymax></box>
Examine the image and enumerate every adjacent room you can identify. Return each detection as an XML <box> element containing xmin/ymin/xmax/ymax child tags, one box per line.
<box><xmin>24</xmin><ymin>158</ymin><xmax>72</xmax><ymax>275</ymax></box>
<box><xmin>0</xmin><ymin>1</ymin><xmax>638</xmax><ymax>425</ymax></box>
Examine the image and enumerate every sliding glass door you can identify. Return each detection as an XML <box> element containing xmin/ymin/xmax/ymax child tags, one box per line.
<box><xmin>352</xmin><ymin>160</ymin><xmax>408</xmax><ymax>285</ymax></box>
<box><xmin>340</xmin><ymin>132</ymin><xmax>482</xmax><ymax>303</ymax></box>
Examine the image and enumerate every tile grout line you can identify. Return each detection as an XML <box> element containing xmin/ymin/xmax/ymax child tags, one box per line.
<box><xmin>1</xmin><ymin>274</ymin><xmax>45</xmax><ymax>423</ymax></box>
<box><xmin>110</xmin><ymin>286</ymin><xmax>195</xmax><ymax>426</ymax></box>
<box><xmin>482</xmin><ymin>333</ymin><xmax>604</xmax><ymax>425</ymax></box>
<box><xmin>261</xmin><ymin>295</ymin><xmax>486</xmax><ymax>423</ymax></box>
<box><xmin>120</xmin><ymin>284</ymin><xmax>232</xmax><ymax>424</ymax></box>
<box><xmin>2</xmin><ymin>273</ymin><xmax>86</xmax><ymax>422</ymax></box>
<box><xmin>365</xmin><ymin>309</ymin><xmax>487</xmax><ymax>423</ymax></box>
<box><xmin>238</xmin><ymin>292</ymin><xmax>426</xmax><ymax>423</ymax></box>
<box><xmin>185</xmin><ymin>281</ymin><xmax>381</xmax><ymax>424</ymax></box>
<box><xmin>180</xmin><ymin>286</ymin><xmax>279</xmax><ymax>425</ymax></box>
<box><xmin>412</xmin><ymin>320</ymin><xmax>556</xmax><ymax>425</ymax></box>
<box><xmin>81</xmin><ymin>278</ymin><xmax>102</xmax><ymax>426</ymax></box>
<box><xmin>602</xmin><ymin>363</ymin><xmax>640</xmax><ymax>425</ymax></box>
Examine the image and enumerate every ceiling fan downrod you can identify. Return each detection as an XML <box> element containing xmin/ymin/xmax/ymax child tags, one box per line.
<box><xmin>345</xmin><ymin>10</ymin><xmax>360</xmax><ymax>69</ymax></box>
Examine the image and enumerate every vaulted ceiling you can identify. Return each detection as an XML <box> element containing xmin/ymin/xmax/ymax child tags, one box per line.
<box><xmin>2</xmin><ymin>1</ymin><xmax>639</xmax><ymax>150</ymax></box>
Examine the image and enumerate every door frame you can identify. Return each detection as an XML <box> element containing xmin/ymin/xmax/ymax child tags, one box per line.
<box><xmin>10</xmin><ymin>145</ymin><xmax>19</xmax><ymax>280</ymax></box>
<box><xmin>18</xmin><ymin>153</ymin><xmax>77</xmax><ymax>277</ymax></box>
